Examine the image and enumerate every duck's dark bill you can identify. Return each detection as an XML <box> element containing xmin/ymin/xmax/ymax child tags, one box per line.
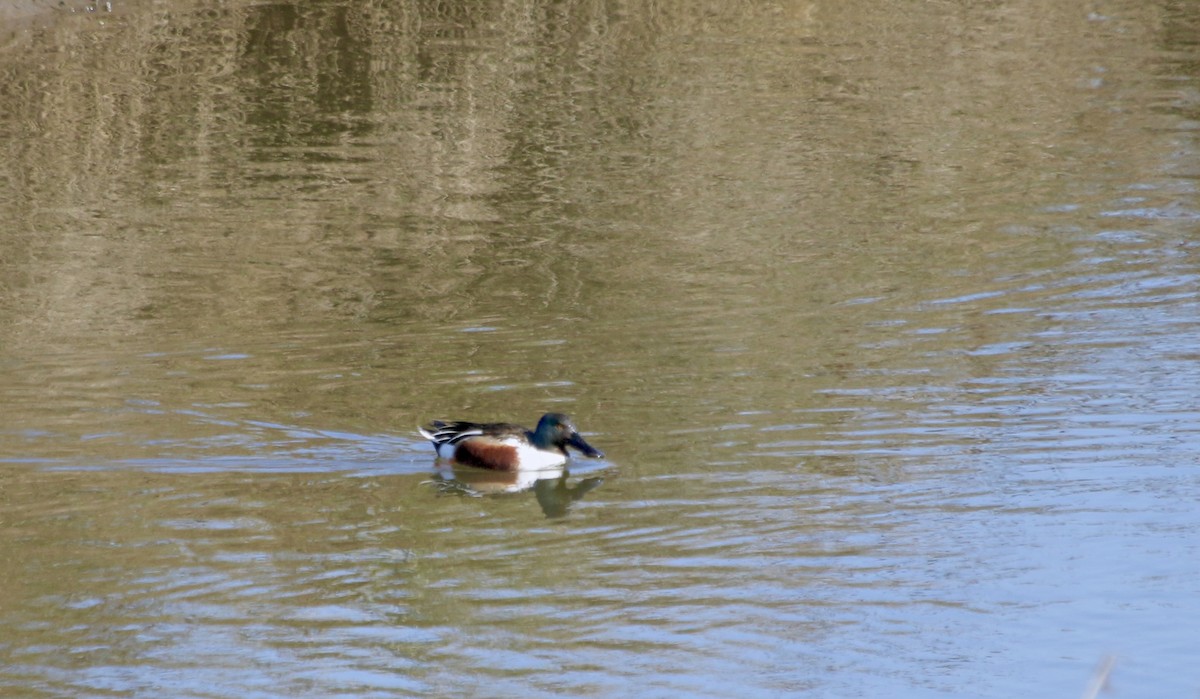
<box><xmin>568</xmin><ymin>433</ymin><xmax>604</xmax><ymax>458</ymax></box>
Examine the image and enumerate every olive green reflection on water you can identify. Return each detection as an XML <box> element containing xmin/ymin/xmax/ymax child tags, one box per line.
<box><xmin>4</xmin><ymin>0</ymin><xmax>1187</xmax><ymax>442</ymax></box>
<box><xmin>2</xmin><ymin>0</ymin><xmax>1200</xmax><ymax>696</ymax></box>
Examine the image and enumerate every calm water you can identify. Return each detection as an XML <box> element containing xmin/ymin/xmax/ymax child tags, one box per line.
<box><xmin>2</xmin><ymin>1</ymin><xmax>1199</xmax><ymax>697</ymax></box>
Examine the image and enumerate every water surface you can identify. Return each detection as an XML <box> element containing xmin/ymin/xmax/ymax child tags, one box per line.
<box><xmin>2</xmin><ymin>1</ymin><xmax>1199</xmax><ymax>697</ymax></box>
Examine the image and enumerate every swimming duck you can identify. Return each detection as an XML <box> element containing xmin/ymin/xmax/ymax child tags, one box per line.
<box><xmin>418</xmin><ymin>412</ymin><xmax>604</xmax><ymax>471</ymax></box>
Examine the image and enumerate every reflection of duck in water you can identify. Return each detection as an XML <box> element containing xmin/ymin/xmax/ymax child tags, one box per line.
<box><xmin>429</xmin><ymin>464</ymin><xmax>606</xmax><ymax>518</ymax></box>
<box><xmin>419</xmin><ymin>413</ymin><xmax>607</xmax><ymax>517</ymax></box>
<box><xmin>532</xmin><ymin>470</ymin><xmax>605</xmax><ymax>518</ymax></box>
<box><xmin>418</xmin><ymin>413</ymin><xmax>604</xmax><ymax>470</ymax></box>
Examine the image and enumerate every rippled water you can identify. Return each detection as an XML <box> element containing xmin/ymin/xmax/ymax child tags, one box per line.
<box><xmin>2</xmin><ymin>1</ymin><xmax>1200</xmax><ymax>697</ymax></box>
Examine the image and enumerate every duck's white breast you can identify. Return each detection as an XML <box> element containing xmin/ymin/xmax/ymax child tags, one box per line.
<box><xmin>512</xmin><ymin>441</ymin><xmax>569</xmax><ymax>469</ymax></box>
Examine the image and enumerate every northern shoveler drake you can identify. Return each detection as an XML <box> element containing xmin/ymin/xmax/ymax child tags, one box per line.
<box><xmin>418</xmin><ymin>412</ymin><xmax>604</xmax><ymax>471</ymax></box>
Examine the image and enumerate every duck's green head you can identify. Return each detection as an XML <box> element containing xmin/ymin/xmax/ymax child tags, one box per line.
<box><xmin>534</xmin><ymin>413</ymin><xmax>604</xmax><ymax>458</ymax></box>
